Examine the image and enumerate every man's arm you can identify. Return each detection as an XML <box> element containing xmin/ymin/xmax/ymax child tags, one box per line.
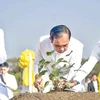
<box><xmin>34</xmin><ymin>41</ymin><xmax>45</xmax><ymax>89</ymax></box>
<box><xmin>73</xmin><ymin>41</ymin><xmax>100</xmax><ymax>83</ymax></box>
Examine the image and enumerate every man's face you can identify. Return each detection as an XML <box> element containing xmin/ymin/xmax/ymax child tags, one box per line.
<box><xmin>52</xmin><ymin>33</ymin><xmax>70</xmax><ymax>53</ymax></box>
<box><xmin>0</xmin><ymin>67</ymin><xmax>8</xmax><ymax>76</ymax></box>
<box><xmin>92</xmin><ymin>75</ymin><xmax>97</xmax><ymax>81</ymax></box>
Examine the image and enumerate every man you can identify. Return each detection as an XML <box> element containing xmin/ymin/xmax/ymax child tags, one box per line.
<box><xmin>0</xmin><ymin>62</ymin><xmax>18</xmax><ymax>99</ymax></box>
<box><xmin>34</xmin><ymin>25</ymin><xmax>84</xmax><ymax>92</ymax></box>
<box><xmin>88</xmin><ymin>74</ymin><xmax>98</xmax><ymax>92</ymax></box>
<box><xmin>73</xmin><ymin>41</ymin><xmax>100</xmax><ymax>83</ymax></box>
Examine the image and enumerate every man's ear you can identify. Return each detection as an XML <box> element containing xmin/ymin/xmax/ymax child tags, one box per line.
<box><xmin>49</xmin><ymin>38</ymin><xmax>53</xmax><ymax>43</ymax></box>
<box><xmin>7</xmin><ymin>67</ymin><xmax>9</xmax><ymax>71</ymax></box>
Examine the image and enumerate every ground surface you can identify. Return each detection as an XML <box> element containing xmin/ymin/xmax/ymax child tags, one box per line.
<box><xmin>10</xmin><ymin>92</ymin><xmax>100</xmax><ymax>100</ymax></box>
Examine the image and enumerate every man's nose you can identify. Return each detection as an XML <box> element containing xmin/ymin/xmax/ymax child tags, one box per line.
<box><xmin>60</xmin><ymin>47</ymin><xmax>64</xmax><ymax>51</ymax></box>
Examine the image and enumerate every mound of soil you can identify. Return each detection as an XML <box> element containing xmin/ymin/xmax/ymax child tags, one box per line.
<box><xmin>10</xmin><ymin>92</ymin><xmax>100</xmax><ymax>100</ymax></box>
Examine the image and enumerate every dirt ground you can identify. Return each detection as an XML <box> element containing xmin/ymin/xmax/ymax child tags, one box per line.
<box><xmin>10</xmin><ymin>92</ymin><xmax>100</xmax><ymax>100</ymax></box>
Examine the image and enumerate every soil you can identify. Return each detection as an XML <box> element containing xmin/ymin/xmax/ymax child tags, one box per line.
<box><xmin>10</xmin><ymin>92</ymin><xmax>100</xmax><ymax>100</ymax></box>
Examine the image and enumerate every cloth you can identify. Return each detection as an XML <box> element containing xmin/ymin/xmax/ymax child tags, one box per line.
<box><xmin>0</xmin><ymin>93</ymin><xmax>8</xmax><ymax>100</ymax></box>
<box><xmin>93</xmin><ymin>81</ymin><xmax>98</xmax><ymax>92</ymax></box>
<box><xmin>85</xmin><ymin>80</ymin><xmax>91</xmax><ymax>92</ymax></box>
<box><xmin>0</xmin><ymin>81</ymin><xmax>8</xmax><ymax>98</ymax></box>
<box><xmin>22</xmin><ymin>67</ymin><xmax>35</xmax><ymax>86</ymax></box>
<box><xmin>0</xmin><ymin>29</ymin><xmax>7</xmax><ymax>63</ymax></box>
<box><xmin>87</xmin><ymin>81</ymin><xmax>98</xmax><ymax>92</ymax></box>
<box><xmin>0</xmin><ymin>76</ymin><xmax>9</xmax><ymax>99</ymax></box>
<box><xmin>2</xmin><ymin>73</ymin><xmax>18</xmax><ymax>99</ymax></box>
<box><xmin>34</xmin><ymin>35</ymin><xmax>84</xmax><ymax>92</ymax></box>
<box><xmin>3</xmin><ymin>73</ymin><xmax>18</xmax><ymax>90</ymax></box>
<box><xmin>98</xmin><ymin>72</ymin><xmax>100</xmax><ymax>92</ymax></box>
<box><xmin>74</xmin><ymin>41</ymin><xmax>100</xmax><ymax>83</ymax></box>
<box><xmin>88</xmin><ymin>81</ymin><xmax>95</xmax><ymax>92</ymax></box>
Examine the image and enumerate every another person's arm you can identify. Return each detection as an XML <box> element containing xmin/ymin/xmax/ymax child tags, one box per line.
<box><xmin>0</xmin><ymin>29</ymin><xmax>7</xmax><ymax>63</ymax></box>
<box><xmin>73</xmin><ymin>41</ymin><xmax>100</xmax><ymax>83</ymax></box>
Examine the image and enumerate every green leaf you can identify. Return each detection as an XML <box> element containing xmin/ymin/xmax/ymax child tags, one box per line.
<box><xmin>57</xmin><ymin>58</ymin><xmax>64</xmax><ymax>63</ymax></box>
<box><xmin>52</xmin><ymin>70</ymin><xmax>60</xmax><ymax>77</ymax></box>
<box><xmin>46</xmin><ymin>50</ymin><xmax>54</xmax><ymax>56</ymax></box>
<box><xmin>39</xmin><ymin>70</ymin><xmax>47</xmax><ymax>76</ymax></box>
<box><xmin>51</xmin><ymin>64</ymin><xmax>57</xmax><ymax>69</ymax></box>
<box><xmin>38</xmin><ymin>59</ymin><xmax>46</xmax><ymax>67</ymax></box>
<box><xmin>44</xmin><ymin>61</ymin><xmax>51</xmax><ymax>67</ymax></box>
<box><xmin>38</xmin><ymin>66</ymin><xmax>43</xmax><ymax>72</ymax></box>
<box><xmin>53</xmin><ymin>81</ymin><xmax>58</xmax><ymax>89</ymax></box>
<box><xmin>44</xmin><ymin>81</ymin><xmax>50</xmax><ymax>88</ymax></box>
<box><xmin>63</xmin><ymin>64</ymin><xmax>67</xmax><ymax>68</ymax></box>
<box><xmin>60</xmin><ymin>76</ymin><xmax>67</xmax><ymax>80</ymax></box>
<box><xmin>49</xmin><ymin>74</ymin><xmax>55</xmax><ymax>80</ymax></box>
<box><xmin>64</xmin><ymin>84</ymin><xmax>70</xmax><ymax>89</ymax></box>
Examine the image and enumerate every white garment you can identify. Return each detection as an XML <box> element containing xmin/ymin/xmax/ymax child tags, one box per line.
<box><xmin>0</xmin><ymin>81</ymin><xmax>13</xmax><ymax>99</ymax></box>
<box><xmin>0</xmin><ymin>29</ymin><xmax>7</xmax><ymax>63</ymax></box>
<box><xmin>0</xmin><ymin>93</ymin><xmax>8</xmax><ymax>100</ymax></box>
<box><xmin>93</xmin><ymin>81</ymin><xmax>98</xmax><ymax>92</ymax></box>
<box><xmin>74</xmin><ymin>41</ymin><xmax>100</xmax><ymax>83</ymax></box>
<box><xmin>0</xmin><ymin>78</ymin><xmax>9</xmax><ymax>98</ymax></box>
<box><xmin>34</xmin><ymin>35</ymin><xmax>84</xmax><ymax>92</ymax></box>
<box><xmin>3</xmin><ymin>73</ymin><xmax>18</xmax><ymax>99</ymax></box>
<box><xmin>85</xmin><ymin>80</ymin><xmax>91</xmax><ymax>92</ymax></box>
<box><xmin>4</xmin><ymin>73</ymin><xmax>18</xmax><ymax>90</ymax></box>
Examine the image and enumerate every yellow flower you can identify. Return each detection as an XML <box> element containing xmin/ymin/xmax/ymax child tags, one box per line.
<box><xmin>18</xmin><ymin>49</ymin><xmax>35</xmax><ymax>69</ymax></box>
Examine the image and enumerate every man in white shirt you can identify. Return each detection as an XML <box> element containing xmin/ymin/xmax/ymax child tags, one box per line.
<box><xmin>0</xmin><ymin>62</ymin><xmax>18</xmax><ymax>99</ymax></box>
<box><xmin>34</xmin><ymin>25</ymin><xmax>84</xmax><ymax>92</ymax></box>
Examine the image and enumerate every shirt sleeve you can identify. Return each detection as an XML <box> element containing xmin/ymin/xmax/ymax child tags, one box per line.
<box><xmin>6</xmin><ymin>75</ymin><xmax>18</xmax><ymax>90</ymax></box>
<box><xmin>34</xmin><ymin>42</ymin><xmax>43</xmax><ymax>75</ymax></box>
<box><xmin>0</xmin><ymin>29</ymin><xmax>7</xmax><ymax>63</ymax></box>
<box><xmin>73</xmin><ymin>41</ymin><xmax>100</xmax><ymax>82</ymax></box>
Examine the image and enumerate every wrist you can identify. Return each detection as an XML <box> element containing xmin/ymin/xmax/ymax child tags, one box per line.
<box><xmin>72</xmin><ymin>80</ymin><xmax>80</xmax><ymax>85</ymax></box>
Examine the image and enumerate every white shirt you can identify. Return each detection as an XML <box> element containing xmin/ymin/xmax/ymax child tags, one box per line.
<box><xmin>4</xmin><ymin>73</ymin><xmax>18</xmax><ymax>90</ymax></box>
<box><xmin>93</xmin><ymin>81</ymin><xmax>98</xmax><ymax>92</ymax></box>
<box><xmin>0</xmin><ymin>93</ymin><xmax>8</xmax><ymax>100</ymax></box>
<box><xmin>3</xmin><ymin>73</ymin><xmax>18</xmax><ymax>99</ymax></box>
<box><xmin>0</xmin><ymin>77</ymin><xmax>9</xmax><ymax>99</ymax></box>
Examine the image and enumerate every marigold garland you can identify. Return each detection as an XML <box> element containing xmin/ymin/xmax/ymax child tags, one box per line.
<box><xmin>18</xmin><ymin>49</ymin><xmax>35</xmax><ymax>69</ymax></box>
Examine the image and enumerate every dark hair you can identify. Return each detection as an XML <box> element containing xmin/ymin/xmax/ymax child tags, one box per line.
<box><xmin>92</xmin><ymin>73</ymin><xmax>97</xmax><ymax>77</ymax></box>
<box><xmin>50</xmin><ymin>25</ymin><xmax>71</xmax><ymax>41</ymax></box>
<box><xmin>0</xmin><ymin>62</ymin><xmax>9</xmax><ymax>68</ymax></box>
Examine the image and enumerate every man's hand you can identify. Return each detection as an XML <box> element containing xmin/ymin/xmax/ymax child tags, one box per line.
<box><xmin>65</xmin><ymin>80</ymin><xmax>80</xmax><ymax>88</ymax></box>
<box><xmin>34</xmin><ymin>74</ymin><xmax>43</xmax><ymax>89</ymax></box>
